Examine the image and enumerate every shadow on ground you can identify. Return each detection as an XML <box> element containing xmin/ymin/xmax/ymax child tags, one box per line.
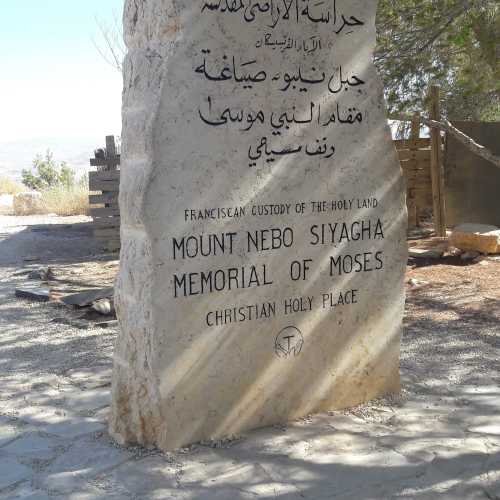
<box><xmin>0</xmin><ymin>216</ymin><xmax>112</xmax><ymax>268</ymax></box>
<box><xmin>0</xmin><ymin>216</ymin><xmax>499</xmax><ymax>498</ymax></box>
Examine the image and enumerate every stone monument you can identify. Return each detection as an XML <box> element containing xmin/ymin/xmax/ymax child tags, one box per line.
<box><xmin>110</xmin><ymin>0</ymin><xmax>407</xmax><ymax>451</ymax></box>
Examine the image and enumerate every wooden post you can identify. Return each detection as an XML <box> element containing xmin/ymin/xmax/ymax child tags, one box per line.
<box><xmin>429</xmin><ymin>85</ymin><xmax>447</xmax><ymax>237</ymax></box>
<box><xmin>105</xmin><ymin>136</ymin><xmax>117</xmax><ymax>170</ymax></box>
<box><xmin>407</xmin><ymin>113</ymin><xmax>421</xmax><ymax>228</ymax></box>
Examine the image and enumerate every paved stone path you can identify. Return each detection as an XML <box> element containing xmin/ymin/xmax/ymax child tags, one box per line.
<box><xmin>0</xmin><ymin>216</ymin><xmax>499</xmax><ymax>499</ymax></box>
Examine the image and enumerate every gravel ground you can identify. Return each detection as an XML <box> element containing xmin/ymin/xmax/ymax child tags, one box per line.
<box><xmin>0</xmin><ymin>215</ymin><xmax>499</xmax><ymax>499</ymax></box>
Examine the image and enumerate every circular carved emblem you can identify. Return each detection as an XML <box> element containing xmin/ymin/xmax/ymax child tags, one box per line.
<box><xmin>274</xmin><ymin>326</ymin><xmax>304</xmax><ymax>359</ymax></box>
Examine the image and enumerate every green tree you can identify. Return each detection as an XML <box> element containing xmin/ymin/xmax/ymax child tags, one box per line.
<box><xmin>22</xmin><ymin>150</ymin><xmax>78</xmax><ymax>191</ymax></box>
<box><xmin>376</xmin><ymin>0</ymin><xmax>500</xmax><ymax>120</ymax></box>
<box><xmin>20</xmin><ymin>169</ymin><xmax>43</xmax><ymax>191</ymax></box>
<box><xmin>59</xmin><ymin>163</ymin><xmax>76</xmax><ymax>188</ymax></box>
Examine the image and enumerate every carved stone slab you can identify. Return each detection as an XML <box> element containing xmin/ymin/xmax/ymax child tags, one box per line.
<box><xmin>110</xmin><ymin>0</ymin><xmax>407</xmax><ymax>451</ymax></box>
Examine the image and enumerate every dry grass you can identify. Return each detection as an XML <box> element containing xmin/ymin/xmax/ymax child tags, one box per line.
<box><xmin>10</xmin><ymin>184</ymin><xmax>90</xmax><ymax>216</ymax></box>
<box><xmin>40</xmin><ymin>185</ymin><xmax>90</xmax><ymax>216</ymax></box>
<box><xmin>0</xmin><ymin>176</ymin><xmax>24</xmax><ymax>195</ymax></box>
<box><xmin>2</xmin><ymin>173</ymin><xmax>90</xmax><ymax>217</ymax></box>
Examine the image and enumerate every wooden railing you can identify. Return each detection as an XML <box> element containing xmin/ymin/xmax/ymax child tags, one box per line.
<box><xmin>390</xmin><ymin>85</ymin><xmax>447</xmax><ymax>236</ymax></box>
<box><xmin>394</xmin><ymin>115</ymin><xmax>433</xmax><ymax>229</ymax></box>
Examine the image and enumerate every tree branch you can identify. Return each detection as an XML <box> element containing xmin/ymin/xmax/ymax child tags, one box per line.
<box><xmin>391</xmin><ymin>114</ymin><xmax>500</xmax><ymax>169</ymax></box>
<box><xmin>427</xmin><ymin>118</ymin><xmax>500</xmax><ymax>169</ymax></box>
<box><xmin>93</xmin><ymin>14</ymin><xmax>125</xmax><ymax>73</ymax></box>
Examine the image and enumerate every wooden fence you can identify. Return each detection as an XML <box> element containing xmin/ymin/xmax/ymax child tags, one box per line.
<box><xmin>395</xmin><ymin>115</ymin><xmax>433</xmax><ymax>229</ymax></box>
<box><xmin>393</xmin><ymin>85</ymin><xmax>447</xmax><ymax>236</ymax></box>
<box><xmin>88</xmin><ymin>136</ymin><xmax>121</xmax><ymax>252</ymax></box>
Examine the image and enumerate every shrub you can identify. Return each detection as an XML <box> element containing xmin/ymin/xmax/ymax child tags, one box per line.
<box><xmin>22</xmin><ymin>150</ymin><xmax>78</xmax><ymax>191</ymax></box>
<box><xmin>12</xmin><ymin>151</ymin><xmax>90</xmax><ymax>216</ymax></box>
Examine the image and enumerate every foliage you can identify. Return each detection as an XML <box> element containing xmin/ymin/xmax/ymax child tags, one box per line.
<box><xmin>376</xmin><ymin>0</ymin><xmax>500</xmax><ymax>120</ymax></box>
<box><xmin>18</xmin><ymin>151</ymin><xmax>89</xmax><ymax>215</ymax></box>
<box><xmin>22</xmin><ymin>151</ymin><xmax>78</xmax><ymax>191</ymax></box>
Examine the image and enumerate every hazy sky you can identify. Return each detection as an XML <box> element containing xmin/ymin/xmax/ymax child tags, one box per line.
<box><xmin>0</xmin><ymin>0</ymin><xmax>124</xmax><ymax>143</ymax></box>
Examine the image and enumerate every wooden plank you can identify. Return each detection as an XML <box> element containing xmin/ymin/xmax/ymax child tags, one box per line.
<box><xmin>412</xmin><ymin>179</ymin><xmax>432</xmax><ymax>188</ymax></box>
<box><xmin>89</xmin><ymin>170</ymin><xmax>121</xmax><ymax>182</ymax></box>
<box><xmin>394</xmin><ymin>138</ymin><xmax>431</xmax><ymax>150</ymax></box>
<box><xmin>397</xmin><ymin>147</ymin><xmax>431</xmax><ymax>154</ymax></box>
<box><xmin>106</xmin><ymin>136</ymin><xmax>117</xmax><ymax>158</ymax></box>
<box><xmin>89</xmin><ymin>179</ymin><xmax>120</xmax><ymax>192</ymax></box>
<box><xmin>406</xmin><ymin>113</ymin><xmax>420</xmax><ymax>228</ymax></box>
<box><xmin>90</xmin><ymin>202</ymin><xmax>119</xmax><ymax>210</ymax></box>
<box><xmin>407</xmin><ymin>183</ymin><xmax>432</xmax><ymax>192</ymax></box>
<box><xmin>398</xmin><ymin>149</ymin><xmax>431</xmax><ymax>162</ymax></box>
<box><xmin>414</xmin><ymin>182</ymin><xmax>433</xmax><ymax>192</ymax></box>
<box><xmin>409</xmin><ymin>173</ymin><xmax>433</xmax><ymax>184</ymax></box>
<box><xmin>415</xmin><ymin>195</ymin><xmax>433</xmax><ymax>204</ymax></box>
<box><xmin>90</xmin><ymin>207</ymin><xmax>121</xmax><ymax>218</ymax></box>
<box><xmin>93</xmin><ymin>219</ymin><xmax>120</xmax><ymax>230</ymax></box>
<box><xmin>93</xmin><ymin>217</ymin><xmax>120</xmax><ymax>228</ymax></box>
<box><xmin>405</xmin><ymin>175</ymin><xmax>432</xmax><ymax>184</ymax></box>
<box><xmin>429</xmin><ymin>85</ymin><xmax>447</xmax><ymax>237</ymax></box>
<box><xmin>89</xmin><ymin>193</ymin><xmax>118</xmax><ymax>205</ymax></box>
<box><xmin>400</xmin><ymin>158</ymin><xmax>431</xmax><ymax>171</ymax></box>
<box><xmin>90</xmin><ymin>157</ymin><xmax>120</xmax><ymax>168</ymax></box>
<box><xmin>103</xmin><ymin>239</ymin><xmax>121</xmax><ymax>252</ymax></box>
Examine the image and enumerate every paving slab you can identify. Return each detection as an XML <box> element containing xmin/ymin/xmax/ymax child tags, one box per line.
<box><xmin>64</xmin><ymin>367</ymin><xmax>112</xmax><ymax>390</ymax></box>
<box><xmin>0</xmin><ymin>455</ymin><xmax>33</xmax><ymax>490</ymax></box>
<box><xmin>33</xmin><ymin>435</ymin><xmax>132</xmax><ymax>495</ymax></box>
<box><xmin>59</xmin><ymin>387</ymin><xmax>111</xmax><ymax>414</ymax></box>
<box><xmin>3</xmin><ymin>403</ymin><xmax>106</xmax><ymax>439</ymax></box>
<box><xmin>102</xmin><ymin>455</ymin><xmax>180</xmax><ymax>498</ymax></box>
<box><xmin>2</xmin><ymin>431</ymin><xmax>65</xmax><ymax>461</ymax></box>
<box><xmin>1</xmin><ymin>484</ymin><xmax>52</xmax><ymax>500</ymax></box>
<box><xmin>0</xmin><ymin>419</ymin><xmax>22</xmax><ymax>448</ymax></box>
<box><xmin>262</xmin><ymin>448</ymin><xmax>423</xmax><ymax>499</ymax></box>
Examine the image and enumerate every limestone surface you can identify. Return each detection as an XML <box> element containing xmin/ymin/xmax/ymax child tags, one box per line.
<box><xmin>450</xmin><ymin>223</ymin><xmax>500</xmax><ymax>254</ymax></box>
<box><xmin>111</xmin><ymin>0</ymin><xmax>407</xmax><ymax>450</ymax></box>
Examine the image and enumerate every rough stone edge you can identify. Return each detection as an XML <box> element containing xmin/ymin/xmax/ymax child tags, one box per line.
<box><xmin>109</xmin><ymin>0</ymin><xmax>179</xmax><ymax>448</ymax></box>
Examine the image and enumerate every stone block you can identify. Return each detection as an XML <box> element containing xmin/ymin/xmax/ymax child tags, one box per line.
<box><xmin>450</xmin><ymin>223</ymin><xmax>500</xmax><ymax>254</ymax></box>
<box><xmin>34</xmin><ymin>435</ymin><xmax>132</xmax><ymax>494</ymax></box>
<box><xmin>110</xmin><ymin>0</ymin><xmax>407</xmax><ymax>450</ymax></box>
